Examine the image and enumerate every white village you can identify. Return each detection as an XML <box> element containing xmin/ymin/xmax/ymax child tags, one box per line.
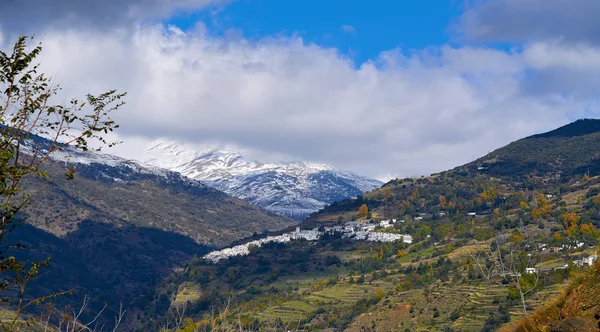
<box><xmin>203</xmin><ymin>219</ymin><xmax>412</xmax><ymax>263</ymax></box>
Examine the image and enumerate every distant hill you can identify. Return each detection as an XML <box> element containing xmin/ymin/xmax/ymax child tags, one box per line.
<box><xmin>142</xmin><ymin>141</ymin><xmax>382</xmax><ymax>220</ymax></box>
<box><xmin>465</xmin><ymin>118</ymin><xmax>600</xmax><ymax>180</ymax></box>
<box><xmin>306</xmin><ymin>118</ymin><xmax>600</xmax><ymax>225</ymax></box>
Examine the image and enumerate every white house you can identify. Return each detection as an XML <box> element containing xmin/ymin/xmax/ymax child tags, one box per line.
<box><xmin>574</xmin><ymin>253</ymin><xmax>598</xmax><ymax>267</ymax></box>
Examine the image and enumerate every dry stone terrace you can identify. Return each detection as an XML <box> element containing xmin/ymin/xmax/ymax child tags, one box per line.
<box><xmin>203</xmin><ymin>219</ymin><xmax>412</xmax><ymax>263</ymax></box>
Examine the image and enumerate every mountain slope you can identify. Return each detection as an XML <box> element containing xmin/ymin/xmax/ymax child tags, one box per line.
<box><xmin>8</xmin><ymin>143</ymin><xmax>293</xmax><ymax>325</ymax></box>
<box><xmin>142</xmin><ymin>141</ymin><xmax>382</xmax><ymax>220</ymax></box>
<box><xmin>24</xmin><ymin>147</ymin><xmax>293</xmax><ymax>247</ymax></box>
<box><xmin>139</xmin><ymin>119</ymin><xmax>600</xmax><ymax>331</ymax></box>
<box><xmin>306</xmin><ymin>118</ymin><xmax>600</xmax><ymax>225</ymax></box>
<box><xmin>465</xmin><ymin>118</ymin><xmax>600</xmax><ymax>180</ymax></box>
<box><xmin>502</xmin><ymin>257</ymin><xmax>600</xmax><ymax>331</ymax></box>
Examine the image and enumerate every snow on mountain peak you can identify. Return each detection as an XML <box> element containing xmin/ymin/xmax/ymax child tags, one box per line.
<box><xmin>141</xmin><ymin>141</ymin><xmax>382</xmax><ymax>220</ymax></box>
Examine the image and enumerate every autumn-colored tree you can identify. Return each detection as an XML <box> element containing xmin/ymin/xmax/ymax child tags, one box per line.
<box><xmin>396</xmin><ymin>249</ymin><xmax>406</xmax><ymax>258</ymax></box>
<box><xmin>480</xmin><ymin>189</ymin><xmax>497</xmax><ymax>202</ymax></box>
<box><xmin>510</xmin><ymin>230</ymin><xmax>525</xmax><ymax>243</ymax></box>
<box><xmin>384</xmin><ymin>187</ymin><xmax>392</xmax><ymax>200</ymax></box>
<box><xmin>358</xmin><ymin>204</ymin><xmax>368</xmax><ymax>218</ymax></box>
<box><xmin>580</xmin><ymin>223</ymin><xmax>595</xmax><ymax>235</ymax></box>
<box><xmin>537</xmin><ymin>194</ymin><xmax>548</xmax><ymax>207</ymax></box>
<box><xmin>493</xmin><ymin>209</ymin><xmax>500</xmax><ymax>218</ymax></box>
<box><xmin>519</xmin><ymin>201</ymin><xmax>529</xmax><ymax>209</ymax></box>
<box><xmin>531</xmin><ymin>208</ymin><xmax>540</xmax><ymax>220</ymax></box>
<box><xmin>561</xmin><ymin>212</ymin><xmax>580</xmax><ymax>237</ymax></box>
<box><xmin>553</xmin><ymin>232</ymin><xmax>562</xmax><ymax>240</ymax></box>
<box><xmin>375</xmin><ymin>288</ymin><xmax>384</xmax><ymax>298</ymax></box>
<box><xmin>531</xmin><ymin>195</ymin><xmax>552</xmax><ymax>220</ymax></box>
<box><xmin>439</xmin><ymin>196</ymin><xmax>447</xmax><ymax>209</ymax></box>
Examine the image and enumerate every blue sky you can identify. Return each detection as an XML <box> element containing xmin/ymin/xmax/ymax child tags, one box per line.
<box><xmin>168</xmin><ymin>0</ymin><xmax>466</xmax><ymax>64</ymax></box>
<box><xmin>5</xmin><ymin>0</ymin><xmax>600</xmax><ymax>178</ymax></box>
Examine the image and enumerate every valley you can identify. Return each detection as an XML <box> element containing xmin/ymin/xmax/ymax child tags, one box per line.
<box><xmin>2</xmin><ymin>5</ymin><xmax>600</xmax><ymax>331</ymax></box>
<box><xmin>130</xmin><ymin>120</ymin><xmax>600</xmax><ymax>331</ymax></box>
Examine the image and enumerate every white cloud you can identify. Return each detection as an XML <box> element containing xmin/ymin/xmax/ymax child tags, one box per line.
<box><xmin>4</xmin><ymin>24</ymin><xmax>599</xmax><ymax>180</ymax></box>
<box><xmin>525</xmin><ymin>42</ymin><xmax>600</xmax><ymax>70</ymax></box>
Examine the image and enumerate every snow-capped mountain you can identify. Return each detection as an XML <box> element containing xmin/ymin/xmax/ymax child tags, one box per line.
<box><xmin>142</xmin><ymin>141</ymin><xmax>383</xmax><ymax>220</ymax></box>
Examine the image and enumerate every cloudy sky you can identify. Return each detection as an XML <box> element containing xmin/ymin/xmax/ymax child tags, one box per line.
<box><xmin>1</xmin><ymin>0</ymin><xmax>599</xmax><ymax>180</ymax></box>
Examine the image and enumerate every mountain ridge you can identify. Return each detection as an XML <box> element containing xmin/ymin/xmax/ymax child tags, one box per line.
<box><xmin>141</xmin><ymin>141</ymin><xmax>383</xmax><ymax>220</ymax></box>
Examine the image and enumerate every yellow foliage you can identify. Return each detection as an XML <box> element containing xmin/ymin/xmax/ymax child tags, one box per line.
<box><xmin>479</xmin><ymin>188</ymin><xmax>497</xmax><ymax>202</ymax></box>
<box><xmin>358</xmin><ymin>204</ymin><xmax>368</xmax><ymax>218</ymax></box>
<box><xmin>561</xmin><ymin>212</ymin><xmax>580</xmax><ymax>237</ymax></box>
<box><xmin>553</xmin><ymin>232</ymin><xmax>562</xmax><ymax>240</ymax></box>
<box><xmin>519</xmin><ymin>201</ymin><xmax>529</xmax><ymax>209</ymax></box>
<box><xmin>580</xmin><ymin>223</ymin><xmax>595</xmax><ymax>234</ymax></box>
<box><xmin>375</xmin><ymin>288</ymin><xmax>384</xmax><ymax>298</ymax></box>
<box><xmin>537</xmin><ymin>194</ymin><xmax>548</xmax><ymax>207</ymax></box>
<box><xmin>531</xmin><ymin>202</ymin><xmax>552</xmax><ymax>220</ymax></box>
<box><xmin>439</xmin><ymin>196</ymin><xmax>447</xmax><ymax>208</ymax></box>
<box><xmin>396</xmin><ymin>249</ymin><xmax>406</xmax><ymax>258</ymax></box>
<box><xmin>510</xmin><ymin>230</ymin><xmax>525</xmax><ymax>243</ymax></box>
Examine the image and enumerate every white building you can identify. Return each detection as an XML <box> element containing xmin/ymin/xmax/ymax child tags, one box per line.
<box><xmin>574</xmin><ymin>253</ymin><xmax>598</xmax><ymax>267</ymax></box>
<box><xmin>203</xmin><ymin>220</ymin><xmax>413</xmax><ymax>263</ymax></box>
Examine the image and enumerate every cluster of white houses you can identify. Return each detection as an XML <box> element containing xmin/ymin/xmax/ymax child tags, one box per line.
<box><xmin>203</xmin><ymin>219</ymin><xmax>412</xmax><ymax>263</ymax></box>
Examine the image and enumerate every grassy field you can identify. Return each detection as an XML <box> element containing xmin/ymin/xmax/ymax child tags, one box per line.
<box><xmin>174</xmin><ymin>284</ymin><xmax>202</xmax><ymax>303</ymax></box>
<box><xmin>255</xmin><ymin>300</ymin><xmax>318</xmax><ymax>322</ymax></box>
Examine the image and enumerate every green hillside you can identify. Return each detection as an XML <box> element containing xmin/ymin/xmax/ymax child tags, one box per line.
<box><xmin>138</xmin><ymin>119</ymin><xmax>600</xmax><ymax>331</ymax></box>
<box><xmin>8</xmin><ymin>154</ymin><xmax>294</xmax><ymax>327</ymax></box>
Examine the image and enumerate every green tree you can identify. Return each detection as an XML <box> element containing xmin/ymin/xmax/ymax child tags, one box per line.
<box><xmin>0</xmin><ymin>36</ymin><xmax>125</xmax><ymax>329</ymax></box>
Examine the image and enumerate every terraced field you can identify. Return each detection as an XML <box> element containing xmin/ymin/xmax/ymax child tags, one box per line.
<box><xmin>254</xmin><ymin>278</ymin><xmax>398</xmax><ymax>324</ymax></box>
<box><xmin>387</xmin><ymin>281</ymin><xmax>565</xmax><ymax>331</ymax></box>
<box><xmin>255</xmin><ymin>300</ymin><xmax>318</xmax><ymax>322</ymax></box>
<box><xmin>174</xmin><ymin>284</ymin><xmax>202</xmax><ymax>303</ymax></box>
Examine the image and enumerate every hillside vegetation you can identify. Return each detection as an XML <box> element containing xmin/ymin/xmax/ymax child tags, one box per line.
<box><xmin>10</xmin><ymin>150</ymin><xmax>293</xmax><ymax>326</ymax></box>
<box><xmin>501</xmin><ymin>259</ymin><xmax>600</xmax><ymax>331</ymax></box>
<box><xmin>139</xmin><ymin>119</ymin><xmax>600</xmax><ymax>331</ymax></box>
